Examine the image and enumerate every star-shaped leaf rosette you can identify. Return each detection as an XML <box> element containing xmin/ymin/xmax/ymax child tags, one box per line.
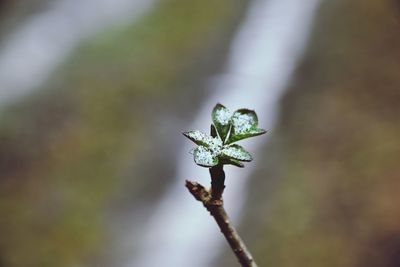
<box><xmin>183</xmin><ymin>103</ymin><xmax>267</xmax><ymax>168</ymax></box>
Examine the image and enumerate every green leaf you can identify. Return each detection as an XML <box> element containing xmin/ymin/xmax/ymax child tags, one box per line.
<box><xmin>221</xmin><ymin>158</ymin><xmax>245</xmax><ymax>168</ymax></box>
<box><xmin>193</xmin><ymin>146</ymin><xmax>219</xmax><ymax>167</ymax></box>
<box><xmin>210</xmin><ymin>124</ymin><xmax>218</xmax><ymax>138</ymax></box>
<box><xmin>226</xmin><ymin>109</ymin><xmax>267</xmax><ymax>143</ymax></box>
<box><xmin>183</xmin><ymin>130</ymin><xmax>213</xmax><ymax>147</ymax></box>
<box><xmin>221</xmin><ymin>144</ymin><xmax>253</xmax><ymax>162</ymax></box>
<box><xmin>232</xmin><ymin>109</ymin><xmax>258</xmax><ymax>133</ymax></box>
<box><xmin>211</xmin><ymin>103</ymin><xmax>232</xmax><ymax>142</ymax></box>
<box><xmin>227</xmin><ymin>128</ymin><xmax>267</xmax><ymax>144</ymax></box>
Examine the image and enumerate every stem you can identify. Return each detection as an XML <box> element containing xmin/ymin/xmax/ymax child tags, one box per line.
<box><xmin>210</xmin><ymin>164</ymin><xmax>225</xmax><ymax>204</ymax></box>
<box><xmin>185</xmin><ymin>165</ymin><xmax>258</xmax><ymax>267</ymax></box>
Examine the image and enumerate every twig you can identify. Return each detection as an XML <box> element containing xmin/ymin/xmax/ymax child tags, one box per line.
<box><xmin>185</xmin><ymin>165</ymin><xmax>258</xmax><ymax>267</ymax></box>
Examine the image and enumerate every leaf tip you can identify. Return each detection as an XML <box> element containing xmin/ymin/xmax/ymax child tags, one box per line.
<box><xmin>214</xmin><ymin>102</ymin><xmax>226</xmax><ymax>109</ymax></box>
<box><xmin>259</xmin><ymin>128</ymin><xmax>268</xmax><ymax>135</ymax></box>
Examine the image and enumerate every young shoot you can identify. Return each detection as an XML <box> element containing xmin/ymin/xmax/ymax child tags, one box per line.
<box><xmin>183</xmin><ymin>103</ymin><xmax>266</xmax><ymax>267</ymax></box>
<box><xmin>183</xmin><ymin>103</ymin><xmax>266</xmax><ymax>168</ymax></box>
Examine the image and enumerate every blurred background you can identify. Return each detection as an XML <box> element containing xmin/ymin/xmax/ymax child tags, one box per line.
<box><xmin>0</xmin><ymin>0</ymin><xmax>399</xmax><ymax>266</ymax></box>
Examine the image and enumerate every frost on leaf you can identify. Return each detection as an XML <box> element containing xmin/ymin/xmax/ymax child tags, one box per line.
<box><xmin>212</xmin><ymin>103</ymin><xmax>232</xmax><ymax>142</ymax></box>
<box><xmin>193</xmin><ymin>146</ymin><xmax>218</xmax><ymax>167</ymax></box>
<box><xmin>222</xmin><ymin>144</ymin><xmax>252</xmax><ymax>162</ymax></box>
<box><xmin>183</xmin><ymin>130</ymin><xmax>223</xmax><ymax>150</ymax></box>
<box><xmin>183</xmin><ymin>104</ymin><xmax>266</xmax><ymax>168</ymax></box>
<box><xmin>183</xmin><ymin>130</ymin><xmax>213</xmax><ymax>147</ymax></box>
<box><xmin>227</xmin><ymin>109</ymin><xmax>266</xmax><ymax>143</ymax></box>
<box><xmin>232</xmin><ymin>109</ymin><xmax>258</xmax><ymax>134</ymax></box>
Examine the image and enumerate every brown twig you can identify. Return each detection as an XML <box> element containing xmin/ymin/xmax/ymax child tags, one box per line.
<box><xmin>185</xmin><ymin>165</ymin><xmax>258</xmax><ymax>267</ymax></box>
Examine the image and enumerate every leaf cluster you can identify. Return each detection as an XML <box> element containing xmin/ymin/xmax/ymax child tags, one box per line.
<box><xmin>183</xmin><ymin>103</ymin><xmax>266</xmax><ymax>168</ymax></box>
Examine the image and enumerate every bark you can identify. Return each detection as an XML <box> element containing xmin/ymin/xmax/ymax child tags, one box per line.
<box><xmin>185</xmin><ymin>165</ymin><xmax>257</xmax><ymax>267</ymax></box>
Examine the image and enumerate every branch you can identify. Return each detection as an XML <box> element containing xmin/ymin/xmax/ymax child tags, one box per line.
<box><xmin>185</xmin><ymin>178</ymin><xmax>258</xmax><ymax>267</ymax></box>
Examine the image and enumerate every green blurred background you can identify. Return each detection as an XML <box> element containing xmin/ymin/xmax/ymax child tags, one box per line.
<box><xmin>0</xmin><ymin>0</ymin><xmax>399</xmax><ymax>266</ymax></box>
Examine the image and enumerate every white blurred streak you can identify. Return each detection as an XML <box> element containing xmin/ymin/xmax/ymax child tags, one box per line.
<box><xmin>0</xmin><ymin>0</ymin><xmax>155</xmax><ymax>105</ymax></box>
<box><xmin>127</xmin><ymin>0</ymin><xmax>321</xmax><ymax>266</ymax></box>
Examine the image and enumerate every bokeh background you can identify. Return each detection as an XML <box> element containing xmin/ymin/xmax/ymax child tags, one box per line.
<box><xmin>1</xmin><ymin>0</ymin><xmax>400</xmax><ymax>266</ymax></box>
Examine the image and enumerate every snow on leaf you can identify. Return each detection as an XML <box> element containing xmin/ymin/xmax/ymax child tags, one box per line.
<box><xmin>193</xmin><ymin>146</ymin><xmax>219</xmax><ymax>167</ymax></box>
<box><xmin>213</xmin><ymin>104</ymin><xmax>232</xmax><ymax>125</ymax></box>
<box><xmin>222</xmin><ymin>144</ymin><xmax>252</xmax><ymax>162</ymax></box>
<box><xmin>207</xmin><ymin>136</ymin><xmax>223</xmax><ymax>154</ymax></box>
<box><xmin>247</xmin><ymin>128</ymin><xmax>267</xmax><ymax>136</ymax></box>
<box><xmin>226</xmin><ymin>109</ymin><xmax>267</xmax><ymax>143</ymax></box>
<box><xmin>231</xmin><ymin>109</ymin><xmax>258</xmax><ymax>135</ymax></box>
<box><xmin>212</xmin><ymin>103</ymin><xmax>232</xmax><ymax>142</ymax></box>
<box><xmin>183</xmin><ymin>104</ymin><xmax>267</xmax><ymax>168</ymax></box>
<box><xmin>228</xmin><ymin>128</ymin><xmax>267</xmax><ymax>143</ymax></box>
<box><xmin>183</xmin><ymin>130</ymin><xmax>214</xmax><ymax>147</ymax></box>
